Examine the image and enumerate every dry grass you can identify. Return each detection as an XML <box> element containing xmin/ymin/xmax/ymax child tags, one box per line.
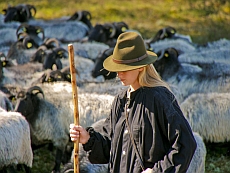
<box><xmin>1</xmin><ymin>0</ymin><xmax>230</xmax><ymax>44</ymax></box>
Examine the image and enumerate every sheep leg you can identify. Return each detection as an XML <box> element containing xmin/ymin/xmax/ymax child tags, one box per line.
<box><xmin>23</xmin><ymin>165</ymin><xmax>32</xmax><ymax>173</ymax></box>
<box><xmin>52</xmin><ymin>148</ymin><xmax>64</xmax><ymax>173</ymax></box>
<box><xmin>16</xmin><ymin>164</ymin><xmax>31</xmax><ymax>173</ymax></box>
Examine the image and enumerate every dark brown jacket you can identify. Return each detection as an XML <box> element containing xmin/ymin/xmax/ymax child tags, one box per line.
<box><xmin>83</xmin><ymin>86</ymin><xmax>197</xmax><ymax>173</ymax></box>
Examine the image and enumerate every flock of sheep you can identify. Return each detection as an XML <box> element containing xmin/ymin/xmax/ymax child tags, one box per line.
<box><xmin>0</xmin><ymin>3</ymin><xmax>230</xmax><ymax>173</ymax></box>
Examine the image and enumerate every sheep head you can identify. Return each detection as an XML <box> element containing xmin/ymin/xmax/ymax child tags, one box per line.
<box><xmin>68</xmin><ymin>10</ymin><xmax>93</xmax><ymax>30</ymax></box>
<box><xmin>16</xmin><ymin>24</ymin><xmax>45</xmax><ymax>47</ymax></box>
<box><xmin>153</xmin><ymin>47</ymin><xmax>179</xmax><ymax>77</ymax></box>
<box><xmin>42</xmin><ymin>48</ymin><xmax>68</xmax><ymax>70</ymax></box>
<box><xmin>3</xmin><ymin>4</ymin><xmax>36</xmax><ymax>23</ymax></box>
<box><xmin>91</xmin><ymin>48</ymin><xmax>116</xmax><ymax>80</ymax></box>
<box><xmin>14</xmin><ymin>86</ymin><xmax>44</xmax><ymax>122</ymax></box>
<box><xmin>149</xmin><ymin>26</ymin><xmax>177</xmax><ymax>44</ymax></box>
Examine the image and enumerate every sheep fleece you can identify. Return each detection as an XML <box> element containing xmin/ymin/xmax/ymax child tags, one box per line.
<box><xmin>0</xmin><ymin>111</ymin><xmax>33</xmax><ymax>168</ymax></box>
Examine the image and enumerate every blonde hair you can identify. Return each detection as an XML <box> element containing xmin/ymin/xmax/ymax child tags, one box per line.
<box><xmin>138</xmin><ymin>64</ymin><xmax>171</xmax><ymax>90</ymax></box>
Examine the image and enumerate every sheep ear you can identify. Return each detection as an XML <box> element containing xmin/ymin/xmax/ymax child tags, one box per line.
<box><xmin>2</xmin><ymin>9</ymin><xmax>7</xmax><ymax>14</ymax></box>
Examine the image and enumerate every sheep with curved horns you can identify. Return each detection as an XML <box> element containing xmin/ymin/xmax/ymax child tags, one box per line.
<box><xmin>86</xmin><ymin>21</ymin><xmax>129</xmax><ymax>47</ymax></box>
<box><xmin>148</xmin><ymin>27</ymin><xmax>197</xmax><ymax>55</ymax></box>
<box><xmin>153</xmin><ymin>47</ymin><xmax>230</xmax><ymax>102</ymax></box>
<box><xmin>12</xmin><ymin>82</ymin><xmax>114</xmax><ymax>172</ymax></box>
<box><xmin>6</xmin><ymin>35</ymin><xmax>39</xmax><ymax>64</ymax></box>
<box><xmin>28</xmin><ymin>20</ymin><xmax>89</xmax><ymax>43</ymax></box>
<box><xmin>0</xmin><ymin>107</ymin><xmax>33</xmax><ymax>173</ymax></box>
<box><xmin>42</xmin><ymin>47</ymin><xmax>68</xmax><ymax>70</ymax></box>
<box><xmin>16</xmin><ymin>23</ymin><xmax>45</xmax><ymax>48</ymax></box>
<box><xmin>91</xmin><ymin>47</ymin><xmax>117</xmax><ymax>80</ymax></box>
<box><xmin>180</xmin><ymin>92</ymin><xmax>230</xmax><ymax>143</ymax></box>
<box><xmin>146</xmin><ymin>26</ymin><xmax>193</xmax><ymax>44</ymax></box>
<box><xmin>67</xmin><ymin>10</ymin><xmax>93</xmax><ymax>30</ymax></box>
<box><xmin>31</xmin><ymin>68</ymin><xmax>73</xmax><ymax>85</ymax></box>
<box><xmin>3</xmin><ymin>4</ymin><xmax>36</xmax><ymax>23</ymax></box>
<box><xmin>61</xmin><ymin>118</ymin><xmax>206</xmax><ymax>173</ymax></box>
<box><xmin>61</xmin><ymin>55</ymin><xmax>105</xmax><ymax>84</ymax></box>
<box><xmin>63</xmin><ymin>41</ymin><xmax>109</xmax><ymax>61</ymax></box>
<box><xmin>0</xmin><ymin>53</ymin><xmax>64</xmax><ymax>87</ymax></box>
<box><xmin>30</xmin><ymin>38</ymin><xmax>61</xmax><ymax>63</ymax></box>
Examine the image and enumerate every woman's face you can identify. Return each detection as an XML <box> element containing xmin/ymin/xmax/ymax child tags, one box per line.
<box><xmin>117</xmin><ymin>67</ymin><xmax>143</xmax><ymax>91</ymax></box>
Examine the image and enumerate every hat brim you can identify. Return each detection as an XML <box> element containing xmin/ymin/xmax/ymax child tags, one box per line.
<box><xmin>103</xmin><ymin>50</ymin><xmax>158</xmax><ymax>72</ymax></box>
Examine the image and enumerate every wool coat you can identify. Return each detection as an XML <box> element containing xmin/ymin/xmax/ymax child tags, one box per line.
<box><xmin>83</xmin><ymin>86</ymin><xmax>197</xmax><ymax>173</ymax></box>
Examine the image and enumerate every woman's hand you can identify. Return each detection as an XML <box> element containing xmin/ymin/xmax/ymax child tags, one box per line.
<box><xmin>141</xmin><ymin>168</ymin><xmax>153</xmax><ymax>173</ymax></box>
<box><xmin>69</xmin><ymin>124</ymin><xmax>90</xmax><ymax>144</ymax></box>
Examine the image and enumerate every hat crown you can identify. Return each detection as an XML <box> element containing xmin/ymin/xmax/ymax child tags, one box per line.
<box><xmin>113</xmin><ymin>32</ymin><xmax>147</xmax><ymax>62</ymax></box>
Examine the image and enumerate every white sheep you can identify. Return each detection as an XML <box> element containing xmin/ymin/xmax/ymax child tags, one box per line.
<box><xmin>1</xmin><ymin>62</ymin><xmax>45</xmax><ymax>87</ymax></box>
<box><xmin>179</xmin><ymin>48</ymin><xmax>230</xmax><ymax>65</ymax></box>
<box><xmin>0</xmin><ymin>90</ymin><xmax>13</xmax><ymax>111</ymax></box>
<box><xmin>187</xmin><ymin>132</ymin><xmax>207</xmax><ymax>173</ymax></box>
<box><xmin>152</xmin><ymin>47</ymin><xmax>230</xmax><ymax>103</ymax></box>
<box><xmin>180</xmin><ymin>92</ymin><xmax>230</xmax><ymax>143</ymax></box>
<box><xmin>0</xmin><ymin>107</ymin><xmax>33</xmax><ymax>171</ymax></box>
<box><xmin>150</xmin><ymin>38</ymin><xmax>197</xmax><ymax>54</ymax></box>
<box><xmin>12</xmin><ymin>81</ymin><xmax>114</xmax><ymax>172</ymax></box>
<box><xmin>61</xmin><ymin>55</ymin><xmax>105</xmax><ymax>84</ymax></box>
<box><xmin>28</xmin><ymin>20</ymin><xmax>89</xmax><ymax>43</ymax></box>
<box><xmin>70</xmin><ymin>42</ymin><xmax>110</xmax><ymax>61</ymax></box>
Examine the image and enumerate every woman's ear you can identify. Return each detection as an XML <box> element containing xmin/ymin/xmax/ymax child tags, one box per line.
<box><xmin>138</xmin><ymin>67</ymin><xmax>144</xmax><ymax>72</ymax></box>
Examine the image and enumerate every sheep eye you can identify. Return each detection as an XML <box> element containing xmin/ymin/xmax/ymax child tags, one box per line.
<box><xmin>121</xmin><ymin>27</ymin><xmax>127</xmax><ymax>32</ymax></box>
<box><xmin>67</xmin><ymin>74</ymin><xmax>71</xmax><ymax>79</ymax></box>
<box><xmin>2</xmin><ymin>61</ymin><xmax>6</xmax><ymax>67</ymax></box>
<box><xmin>47</xmin><ymin>77</ymin><xmax>53</xmax><ymax>82</ymax></box>
<box><xmin>27</xmin><ymin>42</ymin><xmax>33</xmax><ymax>49</ymax></box>
<box><xmin>164</xmin><ymin>53</ymin><xmax>169</xmax><ymax>57</ymax></box>
<box><xmin>86</xmin><ymin>14</ymin><xmax>90</xmax><ymax>20</ymax></box>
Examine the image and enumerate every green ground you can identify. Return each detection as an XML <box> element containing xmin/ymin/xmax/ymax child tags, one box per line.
<box><xmin>1</xmin><ymin>0</ymin><xmax>230</xmax><ymax>44</ymax></box>
<box><xmin>1</xmin><ymin>0</ymin><xmax>230</xmax><ymax>172</ymax></box>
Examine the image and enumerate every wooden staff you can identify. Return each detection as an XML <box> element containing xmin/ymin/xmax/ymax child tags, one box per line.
<box><xmin>68</xmin><ymin>44</ymin><xmax>79</xmax><ymax>173</ymax></box>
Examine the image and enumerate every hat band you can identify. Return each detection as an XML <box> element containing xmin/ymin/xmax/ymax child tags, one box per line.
<box><xmin>112</xmin><ymin>53</ymin><xmax>147</xmax><ymax>64</ymax></box>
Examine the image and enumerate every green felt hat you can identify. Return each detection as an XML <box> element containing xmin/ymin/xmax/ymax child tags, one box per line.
<box><xmin>103</xmin><ymin>31</ymin><xmax>158</xmax><ymax>72</ymax></box>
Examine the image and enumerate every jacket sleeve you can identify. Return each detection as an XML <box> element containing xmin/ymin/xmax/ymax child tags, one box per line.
<box><xmin>152</xmin><ymin>91</ymin><xmax>197</xmax><ymax>173</ymax></box>
<box><xmin>82</xmin><ymin>118</ymin><xmax>111</xmax><ymax>164</ymax></box>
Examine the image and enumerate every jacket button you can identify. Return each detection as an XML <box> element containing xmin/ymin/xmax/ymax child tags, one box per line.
<box><xmin>122</xmin><ymin>151</ymin><xmax>126</xmax><ymax>155</ymax></box>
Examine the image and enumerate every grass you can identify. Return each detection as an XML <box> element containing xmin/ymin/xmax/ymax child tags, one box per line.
<box><xmin>1</xmin><ymin>0</ymin><xmax>230</xmax><ymax>44</ymax></box>
<box><xmin>1</xmin><ymin>0</ymin><xmax>230</xmax><ymax>172</ymax></box>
